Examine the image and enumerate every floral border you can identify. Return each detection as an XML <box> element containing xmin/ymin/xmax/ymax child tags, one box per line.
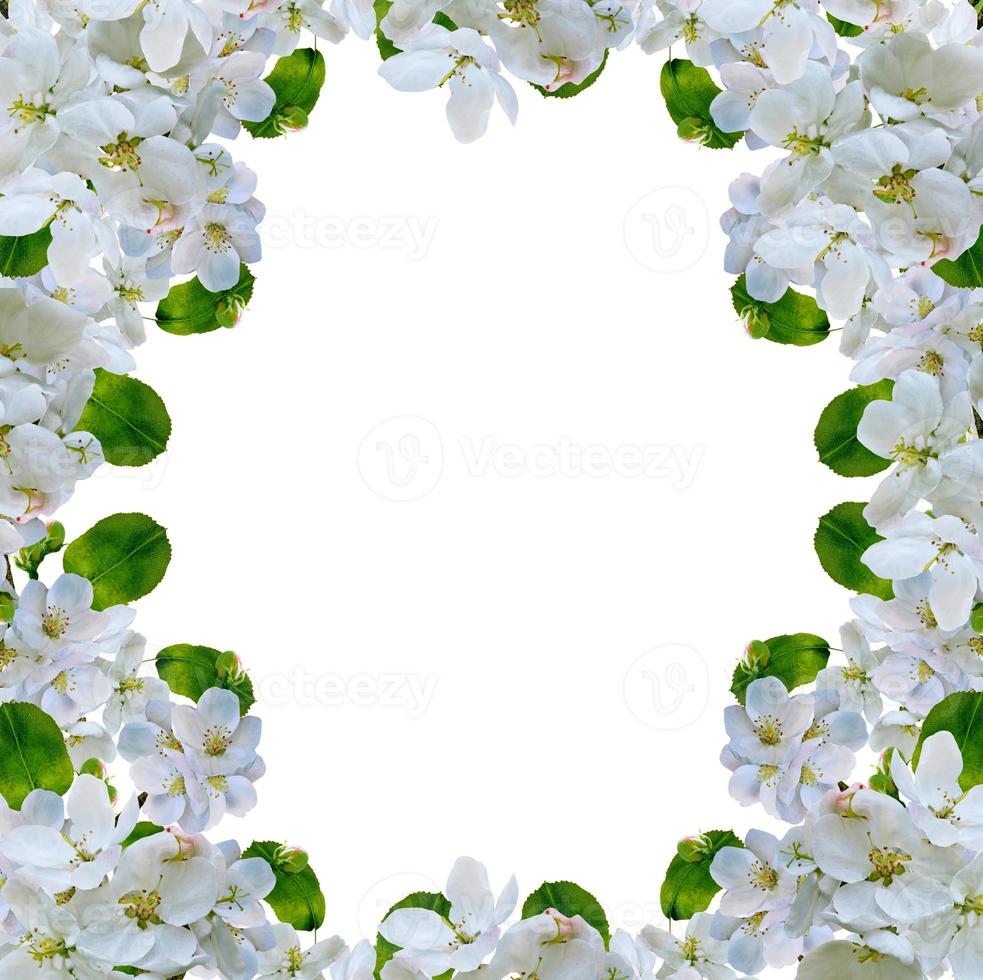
<box><xmin>1</xmin><ymin>0</ymin><xmax>983</xmax><ymax>978</ymax></box>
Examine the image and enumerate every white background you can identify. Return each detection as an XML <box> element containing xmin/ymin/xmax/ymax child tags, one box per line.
<box><xmin>59</xmin><ymin>39</ymin><xmax>877</xmax><ymax>951</ymax></box>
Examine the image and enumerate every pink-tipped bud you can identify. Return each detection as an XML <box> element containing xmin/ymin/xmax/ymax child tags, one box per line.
<box><xmin>274</xmin><ymin>845</ymin><xmax>309</xmax><ymax>875</ymax></box>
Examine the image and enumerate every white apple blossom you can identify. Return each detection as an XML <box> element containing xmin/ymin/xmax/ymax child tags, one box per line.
<box><xmin>380</xmin><ymin>857</ymin><xmax>517</xmax><ymax>974</ymax></box>
<box><xmin>378</xmin><ymin>27</ymin><xmax>518</xmax><ymax>144</ymax></box>
<box><xmin>891</xmin><ymin>730</ymin><xmax>983</xmax><ymax>847</ymax></box>
<box><xmin>863</xmin><ymin>512</ymin><xmax>983</xmax><ymax>633</ymax></box>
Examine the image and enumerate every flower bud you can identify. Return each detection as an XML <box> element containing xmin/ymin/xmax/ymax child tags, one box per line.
<box><xmin>274</xmin><ymin>844</ymin><xmax>310</xmax><ymax>875</ymax></box>
<box><xmin>46</xmin><ymin>522</ymin><xmax>66</xmax><ymax>551</ymax></box>
<box><xmin>215</xmin><ymin>298</ymin><xmax>245</xmax><ymax>329</ymax></box>
<box><xmin>276</xmin><ymin>106</ymin><xmax>309</xmax><ymax>134</ymax></box>
<box><xmin>215</xmin><ymin>650</ymin><xmax>242</xmax><ymax>681</ymax></box>
<box><xmin>79</xmin><ymin>758</ymin><xmax>106</xmax><ymax>779</ymax></box>
<box><xmin>675</xmin><ymin>116</ymin><xmax>708</xmax><ymax>143</ymax></box>
<box><xmin>743</xmin><ymin>640</ymin><xmax>770</xmax><ymax>671</ymax></box>
<box><xmin>742</xmin><ymin>308</ymin><xmax>770</xmax><ymax>340</ymax></box>
<box><xmin>677</xmin><ymin>835</ymin><xmax>710</xmax><ymax>864</ymax></box>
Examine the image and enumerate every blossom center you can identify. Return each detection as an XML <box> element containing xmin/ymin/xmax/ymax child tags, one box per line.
<box><xmin>99</xmin><ymin>133</ymin><xmax>143</xmax><ymax>172</ymax></box>
<box><xmin>747</xmin><ymin>860</ymin><xmax>779</xmax><ymax>891</ymax></box>
<box><xmin>753</xmin><ymin>715</ymin><xmax>783</xmax><ymax>746</ymax></box>
<box><xmin>120</xmin><ymin>886</ymin><xmax>163</xmax><ymax>928</ymax></box>
<box><xmin>202</xmin><ymin>724</ymin><xmax>233</xmax><ymax>756</ymax></box>
<box><xmin>8</xmin><ymin>97</ymin><xmax>52</xmax><ymax>127</ymax></box>
<box><xmin>866</xmin><ymin>841</ymin><xmax>911</xmax><ymax>884</ymax></box>
<box><xmin>872</xmin><ymin>165</ymin><xmax>917</xmax><ymax>206</ymax></box>
<box><xmin>203</xmin><ymin>222</ymin><xmax>233</xmax><ymax>253</ymax></box>
<box><xmin>43</xmin><ymin>605</ymin><xmax>69</xmax><ymax>638</ymax></box>
<box><xmin>917</xmin><ymin>350</ymin><xmax>944</xmax><ymax>376</ymax></box>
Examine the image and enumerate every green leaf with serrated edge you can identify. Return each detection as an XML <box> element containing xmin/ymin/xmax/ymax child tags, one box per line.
<box><xmin>533</xmin><ymin>50</ymin><xmax>609</xmax><ymax>99</ymax></box>
<box><xmin>0</xmin><ymin>703</ymin><xmax>74</xmax><ymax>809</ymax></box>
<box><xmin>375</xmin><ymin>892</ymin><xmax>453</xmax><ymax>979</ymax></box>
<box><xmin>731</xmin><ymin>275</ymin><xmax>830</xmax><ymax>346</ymax></box>
<box><xmin>660</xmin><ymin>59</ymin><xmax>743</xmax><ymax>150</ymax></box>
<box><xmin>814</xmin><ymin>381</ymin><xmax>895</xmax><ymax>478</ymax></box>
<box><xmin>121</xmin><ymin>821</ymin><xmax>164</xmax><ymax>848</ymax></box>
<box><xmin>731</xmin><ymin>634</ymin><xmax>831</xmax><ymax>706</ymax></box>
<box><xmin>244</xmin><ymin>49</ymin><xmax>326</xmax><ymax>138</ymax></box>
<box><xmin>660</xmin><ymin>830</ymin><xmax>743</xmax><ymax>921</ymax></box>
<box><xmin>934</xmin><ymin>227</ymin><xmax>983</xmax><ymax>288</ymax></box>
<box><xmin>815</xmin><ymin>502</ymin><xmax>894</xmax><ymax>600</ymax></box>
<box><xmin>77</xmin><ymin>369</ymin><xmax>172</xmax><ymax>467</ymax></box>
<box><xmin>242</xmin><ymin>840</ymin><xmax>325</xmax><ymax>931</ymax></box>
<box><xmin>0</xmin><ymin>226</ymin><xmax>52</xmax><ymax>277</ymax></box>
<box><xmin>827</xmin><ymin>13</ymin><xmax>864</xmax><ymax>36</ymax></box>
<box><xmin>913</xmin><ymin>692</ymin><xmax>983</xmax><ymax>790</ymax></box>
<box><xmin>156</xmin><ymin>265</ymin><xmax>254</xmax><ymax>335</ymax></box>
<box><xmin>155</xmin><ymin>644</ymin><xmax>255</xmax><ymax>715</ymax></box>
<box><xmin>521</xmin><ymin>882</ymin><xmax>610</xmax><ymax>947</ymax></box>
<box><xmin>63</xmin><ymin>513</ymin><xmax>171</xmax><ymax>610</ymax></box>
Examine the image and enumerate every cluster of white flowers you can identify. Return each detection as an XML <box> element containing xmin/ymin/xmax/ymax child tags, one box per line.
<box><xmin>0</xmin><ymin>570</ymin><xmax>282</xmax><ymax>976</ymax></box>
<box><xmin>641</xmin><ymin>1</ymin><xmax>983</xmax><ymax>977</ymax></box>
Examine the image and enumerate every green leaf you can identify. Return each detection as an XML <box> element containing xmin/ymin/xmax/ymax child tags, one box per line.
<box><xmin>827</xmin><ymin>13</ymin><xmax>864</xmax><ymax>36</ymax></box>
<box><xmin>156</xmin><ymin>265</ymin><xmax>255</xmax><ymax>335</ymax></box>
<box><xmin>0</xmin><ymin>702</ymin><xmax>74</xmax><ymax>809</ymax></box>
<box><xmin>76</xmin><ymin>369</ymin><xmax>172</xmax><ymax>467</ymax></box>
<box><xmin>63</xmin><ymin>513</ymin><xmax>171</xmax><ymax>610</ymax></box>
<box><xmin>914</xmin><ymin>692</ymin><xmax>983</xmax><ymax>790</ymax></box>
<box><xmin>815</xmin><ymin>502</ymin><xmax>893</xmax><ymax>600</ymax></box>
<box><xmin>242</xmin><ymin>840</ymin><xmax>326</xmax><ymax>931</ymax></box>
<box><xmin>375</xmin><ymin>892</ymin><xmax>453</xmax><ymax>978</ymax></box>
<box><xmin>731</xmin><ymin>275</ymin><xmax>830</xmax><ymax>346</ymax></box>
<box><xmin>0</xmin><ymin>226</ymin><xmax>52</xmax><ymax>277</ymax></box>
<box><xmin>934</xmin><ymin>227</ymin><xmax>983</xmax><ymax>288</ymax></box>
<box><xmin>731</xmin><ymin>634</ymin><xmax>831</xmax><ymax>706</ymax></box>
<box><xmin>122</xmin><ymin>821</ymin><xmax>165</xmax><ymax>848</ymax></box>
<box><xmin>521</xmin><ymin>882</ymin><xmax>610</xmax><ymax>947</ymax></box>
<box><xmin>155</xmin><ymin>644</ymin><xmax>255</xmax><ymax>715</ymax></box>
<box><xmin>814</xmin><ymin>381</ymin><xmax>895</xmax><ymax>477</ymax></box>
<box><xmin>660</xmin><ymin>59</ymin><xmax>743</xmax><ymax>150</ymax></box>
<box><xmin>374</xmin><ymin>0</ymin><xmax>400</xmax><ymax>59</ymax></box>
<box><xmin>660</xmin><ymin>830</ymin><xmax>743</xmax><ymax>921</ymax></box>
<box><xmin>533</xmin><ymin>51</ymin><xmax>609</xmax><ymax>99</ymax></box>
<box><xmin>244</xmin><ymin>49</ymin><xmax>326</xmax><ymax>138</ymax></box>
